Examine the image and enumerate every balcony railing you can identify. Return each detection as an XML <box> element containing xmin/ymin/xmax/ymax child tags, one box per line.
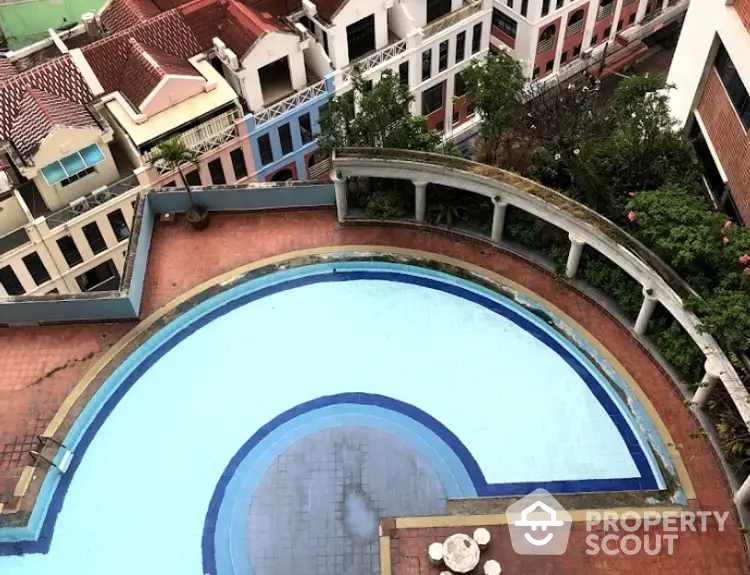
<box><xmin>308</xmin><ymin>158</ymin><xmax>332</xmax><ymax>179</ymax></box>
<box><xmin>597</xmin><ymin>2</ymin><xmax>614</xmax><ymax>19</ymax></box>
<box><xmin>623</xmin><ymin>0</ymin><xmax>638</xmax><ymax>5</ymax></box>
<box><xmin>0</xmin><ymin>227</ymin><xmax>30</xmax><ymax>256</ymax></box>
<box><xmin>342</xmin><ymin>40</ymin><xmax>408</xmax><ymax>83</ymax></box>
<box><xmin>421</xmin><ymin>0</ymin><xmax>483</xmax><ymax>39</ymax></box>
<box><xmin>537</xmin><ymin>36</ymin><xmax>556</xmax><ymax>53</ymax></box>
<box><xmin>565</xmin><ymin>19</ymin><xmax>584</xmax><ymax>37</ymax></box>
<box><xmin>143</xmin><ymin>109</ymin><xmax>240</xmax><ymax>164</ymax></box>
<box><xmin>252</xmin><ymin>80</ymin><xmax>329</xmax><ymax>127</ymax></box>
<box><xmin>45</xmin><ymin>173</ymin><xmax>140</xmax><ymax>229</ymax></box>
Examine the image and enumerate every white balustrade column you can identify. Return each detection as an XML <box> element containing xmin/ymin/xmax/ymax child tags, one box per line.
<box><xmin>331</xmin><ymin>171</ymin><xmax>348</xmax><ymax>223</ymax></box>
<box><xmin>490</xmin><ymin>197</ymin><xmax>508</xmax><ymax>243</ymax></box>
<box><xmin>692</xmin><ymin>355</ymin><xmax>723</xmax><ymax>410</ymax></box>
<box><xmin>0</xmin><ymin>281</ymin><xmax>7</xmax><ymax>297</ymax></box>
<box><xmin>634</xmin><ymin>286</ymin><xmax>658</xmax><ymax>335</ymax></box>
<box><xmin>565</xmin><ymin>234</ymin><xmax>586</xmax><ymax>278</ymax></box>
<box><xmin>735</xmin><ymin>475</ymin><xmax>750</xmax><ymax>504</ymax></box>
<box><xmin>414</xmin><ymin>181</ymin><xmax>428</xmax><ymax>222</ymax></box>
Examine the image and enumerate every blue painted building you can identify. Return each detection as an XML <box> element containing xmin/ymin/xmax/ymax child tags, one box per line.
<box><xmin>245</xmin><ymin>75</ymin><xmax>334</xmax><ymax>182</ymax></box>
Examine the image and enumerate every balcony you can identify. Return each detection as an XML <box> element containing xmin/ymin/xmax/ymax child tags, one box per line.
<box><xmin>421</xmin><ymin>0</ymin><xmax>483</xmax><ymax>39</ymax></box>
<box><xmin>565</xmin><ymin>20</ymin><xmax>584</xmax><ymax>37</ymax></box>
<box><xmin>44</xmin><ymin>173</ymin><xmax>140</xmax><ymax>229</ymax></box>
<box><xmin>537</xmin><ymin>36</ymin><xmax>556</xmax><ymax>53</ymax></box>
<box><xmin>623</xmin><ymin>0</ymin><xmax>638</xmax><ymax>5</ymax></box>
<box><xmin>597</xmin><ymin>2</ymin><xmax>614</xmax><ymax>19</ymax></box>
<box><xmin>142</xmin><ymin>109</ymin><xmax>240</xmax><ymax>164</ymax></box>
<box><xmin>341</xmin><ymin>39</ymin><xmax>408</xmax><ymax>83</ymax></box>
<box><xmin>308</xmin><ymin>157</ymin><xmax>332</xmax><ymax>179</ymax></box>
<box><xmin>251</xmin><ymin>80</ymin><xmax>330</xmax><ymax>127</ymax></box>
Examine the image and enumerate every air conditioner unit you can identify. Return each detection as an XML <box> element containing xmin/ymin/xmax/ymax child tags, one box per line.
<box><xmin>213</xmin><ymin>37</ymin><xmax>227</xmax><ymax>58</ymax></box>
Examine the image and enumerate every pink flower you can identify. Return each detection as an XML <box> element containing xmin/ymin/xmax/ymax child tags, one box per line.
<box><xmin>628</xmin><ymin>192</ymin><xmax>636</xmax><ymax>198</ymax></box>
<box><xmin>627</xmin><ymin>211</ymin><xmax>636</xmax><ymax>222</ymax></box>
<box><xmin>743</xmin><ymin>268</ymin><xmax>750</xmax><ymax>277</ymax></box>
<box><xmin>724</xmin><ymin>220</ymin><xmax>733</xmax><ymax>229</ymax></box>
<box><xmin>723</xmin><ymin>236</ymin><xmax>730</xmax><ymax>245</ymax></box>
<box><xmin>740</xmin><ymin>254</ymin><xmax>750</xmax><ymax>265</ymax></box>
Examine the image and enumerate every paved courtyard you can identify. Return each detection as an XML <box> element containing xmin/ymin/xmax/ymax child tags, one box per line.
<box><xmin>0</xmin><ymin>209</ymin><xmax>746</xmax><ymax>571</ymax></box>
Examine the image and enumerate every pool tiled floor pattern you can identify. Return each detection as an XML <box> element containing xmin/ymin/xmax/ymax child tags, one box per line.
<box><xmin>0</xmin><ymin>209</ymin><xmax>745</xmax><ymax>571</ymax></box>
<box><xmin>247</xmin><ymin>427</ymin><xmax>446</xmax><ymax>575</ymax></box>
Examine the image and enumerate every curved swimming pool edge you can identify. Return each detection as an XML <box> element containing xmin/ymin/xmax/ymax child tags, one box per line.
<box><xmin>0</xmin><ymin>247</ymin><xmax>692</xmax><ymax>553</ymax></box>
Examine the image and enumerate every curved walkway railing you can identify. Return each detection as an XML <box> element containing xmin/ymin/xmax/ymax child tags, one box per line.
<box><xmin>331</xmin><ymin>147</ymin><xmax>750</xmax><ymax>504</ymax></box>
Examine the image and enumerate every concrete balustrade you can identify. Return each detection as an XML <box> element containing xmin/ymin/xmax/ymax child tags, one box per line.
<box><xmin>330</xmin><ymin>148</ymin><xmax>750</xmax><ymax>508</ymax></box>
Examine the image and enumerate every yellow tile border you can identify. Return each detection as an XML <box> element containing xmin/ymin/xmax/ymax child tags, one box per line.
<box><xmin>13</xmin><ymin>467</ymin><xmax>35</xmax><ymax>498</ymax></box>
<box><xmin>392</xmin><ymin>506</ymin><xmax>684</xmax><ymax>529</ymax></box>
<box><xmin>379</xmin><ymin>535</ymin><xmax>392</xmax><ymax>575</ymax></box>
<box><xmin>24</xmin><ymin>245</ymin><xmax>692</xmax><ymax>515</ymax></box>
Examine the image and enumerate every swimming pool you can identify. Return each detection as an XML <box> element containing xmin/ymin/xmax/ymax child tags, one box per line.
<box><xmin>0</xmin><ymin>255</ymin><xmax>676</xmax><ymax>575</ymax></box>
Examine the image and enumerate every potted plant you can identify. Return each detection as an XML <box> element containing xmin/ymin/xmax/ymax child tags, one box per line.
<box><xmin>150</xmin><ymin>137</ymin><xmax>209</xmax><ymax>230</ymax></box>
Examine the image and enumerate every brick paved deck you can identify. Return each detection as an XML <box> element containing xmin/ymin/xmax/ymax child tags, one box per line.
<box><xmin>0</xmin><ymin>209</ymin><xmax>745</xmax><ymax>570</ymax></box>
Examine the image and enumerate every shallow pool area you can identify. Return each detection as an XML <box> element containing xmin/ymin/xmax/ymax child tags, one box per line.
<box><xmin>0</xmin><ymin>257</ymin><xmax>677</xmax><ymax>575</ymax></box>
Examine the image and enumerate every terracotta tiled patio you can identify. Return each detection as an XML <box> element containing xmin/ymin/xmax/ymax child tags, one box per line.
<box><xmin>0</xmin><ymin>209</ymin><xmax>746</xmax><ymax>570</ymax></box>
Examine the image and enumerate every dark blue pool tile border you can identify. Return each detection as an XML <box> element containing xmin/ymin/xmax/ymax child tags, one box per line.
<box><xmin>0</xmin><ymin>268</ymin><xmax>660</xmax><ymax>559</ymax></box>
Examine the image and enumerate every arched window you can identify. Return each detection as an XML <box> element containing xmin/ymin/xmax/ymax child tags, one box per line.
<box><xmin>270</xmin><ymin>168</ymin><xmax>294</xmax><ymax>182</ymax></box>
<box><xmin>540</xmin><ymin>25</ymin><xmax>556</xmax><ymax>42</ymax></box>
<box><xmin>569</xmin><ymin>9</ymin><xmax>584</xmax><ymax>25</ymax></box>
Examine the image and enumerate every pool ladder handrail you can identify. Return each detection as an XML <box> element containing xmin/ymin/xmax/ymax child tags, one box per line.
<box><xmin>29</xmin><ymin>436</ymin><xmax>73</xmax><ymax>474</ymax></box>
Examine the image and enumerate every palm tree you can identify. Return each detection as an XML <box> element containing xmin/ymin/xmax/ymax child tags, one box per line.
<box><xmin>150</xmin><ymin>136</ymin><xmax>209</xmax><ymax>228</ymax></box>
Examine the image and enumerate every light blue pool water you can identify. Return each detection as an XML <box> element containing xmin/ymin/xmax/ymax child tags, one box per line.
<box><xmin>0</xmin><ymin>258</ymin><xmax>672</xmax><ymax>575</ymax></box>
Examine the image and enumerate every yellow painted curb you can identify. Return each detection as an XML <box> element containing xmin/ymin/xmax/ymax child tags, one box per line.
<box><xmin>393</xmin><ymin>506</ymin><xmax>685</xmax><ymax>529</ymax></box>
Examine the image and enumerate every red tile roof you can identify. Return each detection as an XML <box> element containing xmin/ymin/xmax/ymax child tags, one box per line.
<box><xmin>118</xmin><ymin>38</ymin><xmax>200</xmax><ymax>111</ymax></box>
<box><xmin>83</xmin><ymin>11</ymin><xmax>203</xmax><ymax>95</ymax></box>
<box><xmin>10</xmin><ymin>88</ymin><xmax>98</xmax><ymax>157</ymax></box>
<box><xmin>179</xmin><ymin>0</ymin><xmax>293</xmax><ymax>59</ymax></box>
<box><xmin>0</xmin><ymin>57</ymin><xmax>19</xmax><ymax>81</ymax></box>
<box><xmin>0</xmin><ymin>56</ymin><xmax>95</xmax><ymax>159</ymax></box>
<box><xmin>100</xmin><ymin>0</ymin><xmax>162</xmax><ymax>32</ymax></box>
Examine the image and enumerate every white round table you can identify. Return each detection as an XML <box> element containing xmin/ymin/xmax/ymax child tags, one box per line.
<box><xmin>442</xmin><ymin>533</ymin><xmax>480</xmax><ymax>574</ymax></box>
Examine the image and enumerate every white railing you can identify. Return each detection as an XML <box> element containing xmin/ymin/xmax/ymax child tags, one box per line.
<box><xmin>308</xmin><ymin>158</ymin><xmax>332</xmax><ymax>179</ymax></box>
<box><xmin>597</xmin><ymin>2</ymin><xmax>615</xmax><ymax>19</ymax></box>
<box><xmin>252</xmin><ymin>80</ymin><xmax>329</xmax><ymax>127</ymax></box>
<box><xmin>332</xmin><ymin>149</ymin><xmax>750</xmax><ymax>509</ymax></box>
<box><xmin>537</xmin><ymin>36</ymin><xmax>556</xmax><ymax>54</ymax></box>
<box><xmin>421</xmin><ymin>0</ymin><xmax>483</xmax><ymax>39</ymax></box>
<box><xmin>142</xmin><ymin>109</ymin><xmax>240</xmax><ymax>164</ymax></box>
<box><xmin>565</xmin><ymin>19</ymin><xmax>584</xmax><ymax>37</ymax></box>
<box><xmin>45</xmin><ymin>174</ymin><xmax>140</xmax><ymax>229</ymax></box>
<box><xmin>342</xmin><ymin>39</ymin><xmax>408</xmax><ymax>83</ymax></box>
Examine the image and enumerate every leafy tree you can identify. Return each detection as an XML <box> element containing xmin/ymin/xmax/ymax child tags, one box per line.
<box><xmin>150</xmin><ymin>137</ymin><xmax>208</xmax><ymax>226</ymax></box>
<box><xmin>462</xmin><ymin>51</ymin><xmax>525</xmax><ymax>165</ymax></box>
<box><xmin>583</xmin><ymin>75</ymin><xmax>700</xmax><ymax>217</ymax></box>
<box><xmin>317</xmin><ymin>67</ymin><xmax>444</xmax><ymax>153</ymax></box>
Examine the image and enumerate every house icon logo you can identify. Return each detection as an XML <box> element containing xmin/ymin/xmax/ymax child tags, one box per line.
<box><xmin>507</xmin><ymin>489</ymin><xmax>572</xmax><ymax>555</ymax></box>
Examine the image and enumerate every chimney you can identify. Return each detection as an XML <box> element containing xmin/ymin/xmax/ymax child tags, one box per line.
<box><xmin>82</xmin><ymin>12</ymin><xmax>99</xmax><ymax>40</ymax></box>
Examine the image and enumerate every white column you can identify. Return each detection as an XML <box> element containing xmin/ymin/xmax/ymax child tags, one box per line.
<box><xmin>414</xmin><ymin>181</ymin><xmax>427</xmax><ymax>222</ymax></box>
<box><xmin>634</xmin><ymin>286</ymin><xmax>658</xmax><ymax>335</ymax></box>
<box><xmin>692</xmin><ymin>355</ymin><xmax>723</xmax><ymax>410</ymax></box>
<box><xmin>95</xmin><ymin>213</ymin><xmax>119</xmax><ymax>249</ymax></box>
<box><xmin>332</xmin><ymin>171</ymin><xmax>348</xmax><ymax>223</ymax></box>
<box><xmin>635</xmin><ymin>0</ymin><xmax>649</xmax><ymax>23</ymax></box>
<box><xmin>735</xmin><ymin>475</ymin><xmax>750</xmax><ymax>504</ymax></box>
<box><xmin>565</xmin><ymin>234</ymin><xmax>586</xmax><ymax>278</ymax></box>
<box><xmin>490</xmin><ymin>197</ymin><xmax>508</xmax><ymax>243</ymax></box>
